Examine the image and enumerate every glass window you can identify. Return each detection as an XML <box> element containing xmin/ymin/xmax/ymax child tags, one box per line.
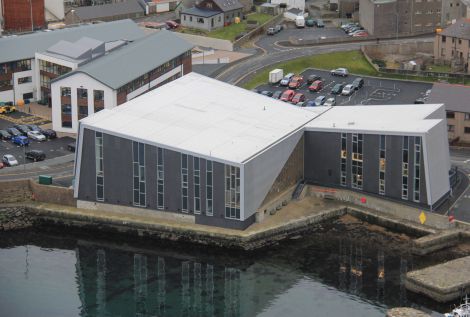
<box><xmin>413</xmin><ymin>137</ymin><xmax>421</xmax><ymax>202</ymax></box>
<box><xmin>206</xmin><ymin>160</ymin><xmax>213</xmax><ymax>216</ymax></box>
<box><xmin>181</xmin><ymin>154</ymin><xmax>188</xmax><ymax>212</ymax></box>
<box><xmin>225</xmin><ymin>164</ymin><xmax>240</xmax><ymax>219</ymax></box>
<box><xmin>340</xmin><ymin>133</ymin><xmax>347</xmax><ymax>186</ymax></box>
<box><xmin>351</xmin><ymin>133</ymin><xmax>363</xmax><ymax>190</ymax></box>
<box><xmin>379</xmin><ymin>135</ymin><xmax>386</xmax><ymax>195</ymax></box>
<box><xmin>402</xmin><ymin>136</ymin><xmax>409</xmax><ymax>200</ymax></box>
<box><xmin>157</xmin><ymin>147</ymin><xmax>164</xmax><ymax>210</ymax></box>
<box><xmin>132</xmin><ymin>142</ymin><xmax>146</xmax><ymax>207</ymax></box>
<box><xmin>194</xmin><ymin>157</ymin><xmax>201</xmax><ymax>214</ymax></box>
<box><xmin>95</xmin><ymin>132</ymin><xmax>104</xmax><ymax>201</ymax></box>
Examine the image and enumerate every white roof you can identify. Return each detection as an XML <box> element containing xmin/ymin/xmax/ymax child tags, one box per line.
<box><xmin>80</xmin><ymin>73</ymin><xmax>328</xmax><ymax>164</ymax></box>
<box><xmin>305</xmin><ymin>104</ymin><xmax>445</xmax><ymax>135</ymax></box>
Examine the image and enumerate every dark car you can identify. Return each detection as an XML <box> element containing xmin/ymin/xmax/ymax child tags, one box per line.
<box><xmin>14</xmin><ymin>124</ymin><xmax>31</xmax><ymax>135</ymax></box>
<box><xmin>165</xmin><ymin>20</ymin><xmax>179</xmax><ymax>29</ymax></box>
<box><xmin>306</xmin><ymin>18</ymin><xmax>316</xmax><ymax>27</ymax></box>
<box><xmin>414</xmin><ymin>98</ymin><xmax>425</xmax><ymax>104</ymax></box>
<box><xmin>272</xmin><ymin>90</ymin><xmax>283</xmax><ymax>99</ymax></box>
<box><xmin>42</xmin><ymin>129</ymin><xmax>57</xmax><ymax>139</ymax></box>
<box><xmin>261</xmin><ymin>90</ymin><xmax>273</xmax><ymax>97</ymax></box>
<box><xmin>305</xmin><ymin>100</ymin><xmax>316</xmax><ymax>107</ymax></box>
<box><xmin>0</xmin><ymin>129</ymin><xmax>12</xmax><ymax>140</ymax></box>
<box><xmin>68</xmin><ymin>142</ymin><xmax>76</xmax><ymax>152</ymax></box>
<box><xmin>25</xmin><ymin>150</ymin><xmax>45</xmax><ymax>162</ymax></box>
<box><xmin>6</xmin><ymin>127</ymin><xmax>22</xmax><ymax>137</ymax></box>
<box><xmin>331</xmin><ymin>83</ymin><xmax>345</xmax><ymax>95</ymax></box>
<box><xmin>27</xmin><ymin>124</ymin><xmax>43</xmax><ymax>132</ymax></box>
<box><xmin>352</xmin><ymin>77</ymin><xmax>364</xmax><ymax>90</ymax></box>
<box><xmin>316</xmin><ymin>19</ymin><xmax>325</xmax><ymax>28</ymax></box>
<box><xmin>307</xmin><ymin>74</ymin><xmax>321</xmax><ymax>84</ymax></box>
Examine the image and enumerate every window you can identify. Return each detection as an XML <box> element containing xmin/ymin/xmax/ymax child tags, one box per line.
<box><xmin>351</xmin><ymin>133</ymin><xmax>363</xmax><ymax>190</ymax></box>
<box><xmin>402</xmin><ymin>136</ymin><xmax>409</xmax><ymax>200</ymax></box>
<box><xmin>459</xmin><ymin>39</ymin><xmax>462</xmax><ymax>44</ymax></box>
<box><xmin>194</xmin><ymin>157</ymin><xmax>201</xmax><ymax>214</ymax></box>
<box><xmin>94</xmin><ymin>90</ymin><xmax>104</xmax><ymax>113</ymax></box>
<box><xmin>18</xmin><ymin>76</ymin><xmax>32</xmax><ymax>84</ymax></box>
<box><xmin>465</xmin><ymin>127</ymin><xmax>470</xmax><ymax>134</ymax></box>
<box><xmin>96</xmin><ymin>132</ymin><xmax>104</xmax><ymax>202</ymax></box>
<box><xmin>218</xmin><ymin>16</ymin><xmax>221</xmax><ymax>22</ymax></box>
<box><xmin>442</xmin><ymin>35</ymin><xmax>446</xmax><ymax>42</ymax></box>
<box><xmin>206</xmin><ymin>160</ymin><xmax>213</xmax><ymax>216</ymax></box>
<box><xmin>197</xmin><ymin>17</ymin><xmax>204</xmax><ymax>23</ymax></box>
<box><xmin>157</xmin><ymin>147</ymin><xmax>164</xmax><ymax>209</ymax></box>
<box><xmin>413</xmin><ymin>137</ymin><xmax>421</xmax><ymax>202</ymax></box>
<box><xmin>181</xmin><ymin>154</ymin><xmax>188</xmax><ymax>212</ymax></box>
<box><xmin>183</xmin><ymin>15</ymin><xmax>186</xmax><ymax>21</ymax></box>
<box><xmin>340</xmin><ymin>133</ymin><xmax>347</xmax><ymax>186</ymax></box>
<box><xmin>77</xmin><ymin>88</ymin><xmax>88</xmax><ymax>120</ymax></box>
<box><xmin>447</xmin><ymin>111</ymin><xmax>455</xmax><ymax>119</ymax></box>
<box><xmin>465</xmin><ymin>113</ymin><xmax>470</xmax><ymax>121</ymax></box>
<box><xmin>379</xmin><ymin>135</ymin><xmax>386</xmax><ymax>195</ymax></box>
<box><xmin>190</xmin><ymin>16</ymin><xmax>192</xmax><ymax>22</ymax></box>
<box><xmin>23</xmin><ymin>92</ymin><xmax>33</xmax><ymax>100</ymax></box>
<box><xmin>61</xmin><ymin>87</ymin><xmax>72</xmax><ymax>128</ymax></box>
<box><xmin>132</xmin><ymin>142</ymin><xmax>146</xmax><ymax>207</ymax></box>
<box><xmin>206</xmin><ymin>2</ymin><xmax>212</xmax><ymax>8</ymax></box>
<box><xmin>225</xmin><ymin>165</ymin><xmax>240</xmax><ymax>219</ymax></box>
<box><xmin>448</xmin><ymin>125</ymin><xmax>455</xmax><ymax>132</ymax></box>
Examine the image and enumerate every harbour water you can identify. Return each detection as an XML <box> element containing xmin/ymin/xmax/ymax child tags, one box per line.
<box><xmin>0</xmin><ymin>216</ymin><xmax>455</xmax><ymax>317</ymax></box>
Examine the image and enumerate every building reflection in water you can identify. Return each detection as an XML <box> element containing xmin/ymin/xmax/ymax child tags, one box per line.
<box><xmin>338</xmin><ymin>241</ymin><xmax>363</xmax><ymax>294</ymax></box>
<box><xmin>377</xmin><ymin>249</ymin><xmax>385</xmax><ymax>303</ymax></box>
<box><xmin>399</xmin><ymin>257</ymin><xmax>408</xmax><ymax>306</ymax></box>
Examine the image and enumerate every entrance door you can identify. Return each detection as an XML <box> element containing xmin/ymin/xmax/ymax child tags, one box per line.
<box><xmin>211</xmin><ymin>18</ymin><xmax>214</xmax><ymax>28</ymax></box>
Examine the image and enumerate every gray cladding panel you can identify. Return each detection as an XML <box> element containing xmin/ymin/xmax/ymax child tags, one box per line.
<box><xmin>164</xmin><ymin>149</ymin><xmax>181</xmax><ymax>212</ymax></box>
<box><xmin>212</xmin><ymin>161</ymin><xmax>225</xmax><ymax>219</ymax></box>
<box><xmin>145</xmin><ymin>145</ymin><xmax>158</xmax><ymax>209</ymax></box>
<box><xmin>304</xmin><ymin>131</ymin><xmax>341</xmax><ymax>186</ymax></box>
<box><xmin>386</xmin><ymin>135</ymin><xmax>403</xmax><ymax>199</ymax></box>
<box><xmin>363</xmin><ymin>134</ymin><xmax>379</xmax><ymax>194</ymax></box>
<box><xmin>78</xmin><ymin>128</ymin><xmax>97</xmax><ymax>201</ymax></box>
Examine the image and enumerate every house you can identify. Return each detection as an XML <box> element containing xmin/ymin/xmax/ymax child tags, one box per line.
<box><xmin>271</xmin><ymin>0</ymin><xmax>305</xmax><ymax>11</ymax></box>
<box><xmin>428</xmin><ymin>83</ymin><xmax>470</xmax><ymax>144</ymax></box>
<box><xmin>138</xmin><ymin>0</ymin><xmax>179</xmax><ymax>14</ymax></box>
<box><xmin>283</xmin><ymin>8</ymin><xmax>305</xmax><ymax>21</ymax></box>
<box><xmin>74</xmin><ymin>72</ymin><xmax>451</xmax><ymax>229</ymax></box>
<box><xmin>180</xmin><ymin>0</ymin><xmax>244</xmax><ymax>31</ymax></box>
<box><xmin>434</xmin><ymin>19</ymin><xmax>470</xmax><ymax>73</ymax></box>
<box><xmin>64</xmin><ymin>0</ymin><xmax>145</xmax><ymax>24</ymax></box>
<box><xmin>49</xmin><ymin>30</ymin><xmax>193</xmax><ymax>133</ymax></box>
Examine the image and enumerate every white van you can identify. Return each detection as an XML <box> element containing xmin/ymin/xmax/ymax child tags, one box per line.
<box><xmin>296</xmin><ymin>16</ymin><xmax>305</xmax><ymax>28</ymax></box>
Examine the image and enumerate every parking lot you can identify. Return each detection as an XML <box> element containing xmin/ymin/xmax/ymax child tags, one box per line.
<box><xmin>256</xmin><ymin>69</ymin><xmax>433</xmax><ymax>106</ymax></box>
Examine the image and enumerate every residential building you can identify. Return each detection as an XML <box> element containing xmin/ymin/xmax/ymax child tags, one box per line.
<box><xmin>180</xmin><ymin>0</ymin><xmax>243</xmax><ymax>31</ymax></box>
<box><xmin>434</xmin><ymin>18</ymin><xmax>470</xmax><ymax>72</ymax></box>
<box><xmin>50</xmin><ymin>30</ymin><xmax>192</xmax><ymax>133</ymax></box>
<box><xmin>2</xmin><ymin>0</ymin><xmax>45</xmax><ymax>32</ymax></box>
<box><xmin>271</xmin><ymin>0</ymin><xmax>305</xmax><ymax>11</ymax></box>
<box><xmin>64</xmin><ymin>0</ymin><xmax>145</xmax><ymax>24</ymax></box>
<box><xmin>428</xmin><ymin>83</ymin><xmax>470</xmax><ymax>143</ymax></box>
<box><xmin>441</xmin><ymin>0</ymin><xmax>468</xmax><ymax>26</ymax></box>
<box><xmin>359</xmin><ymin>0</ymin><xmax>442</xmax><ymax>37</ymax></box>
<box><xmin>74</xmin><ymin>73</ymin><xmax>451</xmax><ymax>229</ymax></box>
<box><xmin>0</xmin><ymin>19</ymin><xmax>145</xmax><ymax>105</ymax></box>
<box><xmin>139</xmin><ymin>0</ymin><xmax>179</xmax><ymax>14</ymax></box>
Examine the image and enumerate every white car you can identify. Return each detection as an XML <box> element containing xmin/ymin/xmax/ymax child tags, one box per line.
<box><xmin>280</xmin><ymin>73</ymin><xmax>295</xmax><ymax>86</ymax></box>
<box><xmin>330</xmin><ymin>68</ymin><xmax>349</xmax><ymax>77</ymax></box>
<box><xmin>324</xmin><ymin>97</ymin><xmax>336</xmax><ymax>106</ymax></box>
<box><xmin>27</xmin><ymin>130</ymin><xmax>46</xmax><ymax>141</ymax></box>
<box><xmin>2</xmin><ymin>154</ymin><xmax>18</xmax><ymax>167</ymax></box>
<box><xmin>341</xmin><ymin>84</ymin><xmax>355</xmax><ymax>96</ymax></box>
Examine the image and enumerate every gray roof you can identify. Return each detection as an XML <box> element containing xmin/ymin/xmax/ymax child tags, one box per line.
<box><xmin>287</xmin><ymin>8</ymin><xmax>303</xmax><ymax>15</ymax></box>
<box><xmin>428</xmin><ymin>83</ymin><xmax>470</xmax><ymax>113</ymax></box>
<box><xmin>181</xmin><ymin>6</ymin><xmax>222</xmax><ymax>17</ymax></box>
<box><xmin>440</xmin><ymin>19</ymin><xmax>470</xmax><ymax>40</ymax></box>
<box><xmin>0</xmin><ymin>19</ymin><xmax>145</xmax><ymax>64</ymax></box>
<box><xmin>212</xmin><ymin>0</ymin><xmax>243</xmax><ymax>12</ymax></box>
<box><xmin>54</xmin><ymin>30</ymin><xmax>193</xmax><ymax>90</ymax></box>
<box><xmin>67</xmin><ymin>0</ymin><xmax>145</xmax><ymax>21</ymax></box>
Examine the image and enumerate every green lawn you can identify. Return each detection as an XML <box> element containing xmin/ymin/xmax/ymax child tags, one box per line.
<box><xmin>425</xmin><ymin>64</ymin><xmax>452</xmax><ymax>73</ymax></box>
<box><xmin>207</xmin><ymin>13</ymin><xmax>273</xmax><ymax>41</ymax></box>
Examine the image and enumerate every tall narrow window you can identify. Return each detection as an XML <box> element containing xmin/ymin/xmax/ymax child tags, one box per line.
<box><xmin>340</xmin><ymin>133</ymin><xmax>347</xmax><ymax>186</ymax></box>
<box><xmin>77</xmin><ymin>88</ymin><xmax>88</xmax><ymax>120</ymax></box>
<box><xmin>225</xmin><ymin>165</ymin><xmax>240</xmax><ymax>219</ymax></box>
<box><xmin>157</xmin><ymin>147</ymin><xmax>164</xmax><ymax>209</ymax></box>
<box><xmin>95</xmin><ymin>132</ymin><xmax>104</xmax><ymax>201</ymax></box>
<box><xmin>94</xmin><ymin>90</ymin><xmax>104</xmax><ymax>113</ymax></box>
<box><xmin>61</xmin><ymin>87</ymin><xmax>72</xmax><ymax>128</ymax></box>
<box><xmin>194</xmin><ymin>157</ymin><xmax>201</xmax><ymax>214</ymax></box>
<box><xmin>181</xmin><ymin>154</ymin><xmax>188</xmax><ymax>212</ymax></box>
<box><xmin>206</xmin><ymin>160</ymin><xmax>213</xmax><ymax>216</ymax></box>
<box><xmin>379</xmin><ymin>135</ymin><xmax>386</xmax><ymax>195</ymax></box>
<box><xmin>413</xmin><ymin>137</ymin><xmax>421</xmax><ymax>202</ymax></box>
<box><xmin>133</xmin><ymin>142</ymin><xmax>146</xmax><ymax>207</ymax></box>
<box><xmin>402</xmin><ymin>136</ymin><xmax>409</xmax><ymax>200</ymax></box>
<box><xmin>351</xmin><ymin>133</ymin><xmax>363</xmax><ymax>190</ymax></box>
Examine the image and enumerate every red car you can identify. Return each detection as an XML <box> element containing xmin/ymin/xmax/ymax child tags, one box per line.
<box><xmin>291</xmin><ymin>93</ymin><xmax>305</xmax><ymax>104</ymax></box>
<box><xmin>288</xmin><ymin>76</ymin><xmax>304</xmax><ymax>89</ymax></box>
<box><xmin>165</xmin><ymin>20</ymin><xmax>179</xmax><ymax>29</ymax></box>
<box><xmin>280</xmin><ymin>89</ymin><xmax>295</xmax><ymax>102</ymax></box>
<box><xmin>352</xmin><ymin>31</ymin><xmax>369</xmax><ymax>37</ymax></box>
<box><xmin>308</xmin><ymin>80</ymin><xmax>323</xmax><ymax>92</ymax></box>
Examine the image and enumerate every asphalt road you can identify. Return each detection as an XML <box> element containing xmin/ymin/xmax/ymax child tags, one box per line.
<box><xmin>255</xmin><ymin>69</ymin><xmax>432</xmax><ymax>106</ymax></box>
<box><xmin>447</xmin><ymin>148</ymin><xmax>470</xmax><ymax>222</ymax></box>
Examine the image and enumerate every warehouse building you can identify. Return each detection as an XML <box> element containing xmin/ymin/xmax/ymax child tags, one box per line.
<box><xmin>74</xmin><ymin>73</ymin><xmax>451</xmax><ymax>229</ymax></box>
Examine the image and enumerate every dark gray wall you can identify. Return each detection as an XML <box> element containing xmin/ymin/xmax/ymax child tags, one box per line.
<box><xmin>77</xmin><ymin>128</ymin><xmax>96</xmax><ymax>201</ymax></box>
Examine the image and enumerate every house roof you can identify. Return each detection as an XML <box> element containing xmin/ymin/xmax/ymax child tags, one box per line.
<box><xmin>212</xmin><ymin>0</ymin><xmax>243</xmax><ymax>12</ymax></box>
<box><xmin>286</xmin><ymin>8</ymin><xmax>303</xmax><ymax>15</ymax></box>
<box><xmin>440</xmin><ymin>18</ymin><xmax>470</xmax><ymax>40</ymax></box>
<box><xmin>0</xmin><ymin>19</ymin><xmax>144</xmax><ymax>64</ymax></box>
<box><xmin>53</xmin><ymin>30</ymin><xmax>193</xmax><ymax>90</ymax></box>
<box><xmin>79</xmin><ymin>73</ymin><xmax>328</xmax><ymax>165</ymax></box>
<box><xmin>67</xmin><ymin>0</ymin><xmax>145</xmax><ymax>21</ymax></box>
<box><xmin>181</xmin><ymin>6</ymin><xmax>222</xmax><ymax>17</ymax></box>
<box><xmin>428</xmin><ymin>83</ymin><xmax>470</xmax><ymax>113</ymax></box>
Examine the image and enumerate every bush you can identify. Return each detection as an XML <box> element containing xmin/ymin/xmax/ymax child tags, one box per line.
<box><xmin>372</xmin><ymin>59</ymin><xmax>386</xmax><ymax>68</ymax></box>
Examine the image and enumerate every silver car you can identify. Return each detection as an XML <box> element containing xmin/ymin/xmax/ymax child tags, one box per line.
<box><xmin>324</xmin><ymin>97</ymin><xmax>336</xmax><ymax>106</ymax></box>
<box><xmin>280</xmin><ymin>73</ymin><xmax>295</xmax><ymax>86</ymax></box>
<box><xmin>2</xmin><ymin>154</ymin><xmax>18</xmax><ymax>167</ymax></box>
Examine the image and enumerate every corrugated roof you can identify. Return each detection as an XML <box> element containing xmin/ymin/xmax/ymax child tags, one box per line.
<box><xmin>440</xmin><ymin>19</ymin><xmax>470</xmax><ymax>40</ymax></box>
<box><xmin>55</xmin><ymin>30</ymin><xmax>193</xmax><ymax>90</ymax></box>
<box><xmin>181</xmin><ymin>6</ymin><xmax>222</xmax><ymax>17</ymax></box>
<box><xmin>428</xmin><ymin>83</ymin><xmax>470</xmax><ymax>113</ymax></box>
<box><xmin>69</xmin><ymin>0</ymin><xmax>145</xmax><ymax>21</ymax></box>
<box><xmin>0</xmin><ymin>19</ymin><xmax>145</xmax><ymax>64</ymax></box>
<box><xmin>212</xmin><ymin>0</ymin><xmax>243</xmax><ymax>12</ymax></box>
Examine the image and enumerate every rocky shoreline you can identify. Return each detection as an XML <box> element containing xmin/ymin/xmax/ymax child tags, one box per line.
<box><xmin>0</xmin><ymin>206</ymin><xmax>34</xmax><ymax>231</ymax></box>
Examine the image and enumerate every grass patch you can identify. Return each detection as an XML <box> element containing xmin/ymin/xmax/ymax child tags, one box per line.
<box><xmin>426</xmin><ymin>64</ymin><xmax>452</xmax><ymax>73</ymax></box>
<box><xmin>207</xmin><ymin>13</ymin><xmax>273</xmax><ymax>41</ymax></box>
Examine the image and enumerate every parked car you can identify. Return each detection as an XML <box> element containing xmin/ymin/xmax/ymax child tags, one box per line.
<box><xmin>267</xmin><ymin>27</ymin><xmax>276</xmax><ymax>35</ymax></box>
<box><xmin>331</xmin><ymin>83</ymin><xmax>345</xmax><ymax>95</ymax></box>
<box><xmin>314</xmin><ymin>96</ymin><xmax>326</xmax><ymax>106</ymax></box>
<box><xmin>274</xmin><ymin>24</ymin><xmax>283</xmax><ymax>33</ymax></box>
<box><xmin>288</xmin><ymin>75</ymin><xmax>304</xmax><ymax>89</ymax></box>
<box><xmin>414</xmin><ymin>98</ymin><xmax>425</xmax><ymax>104</ymax></box>
<box><xmin>352</xmin><ymin>31</ymin><xmax>369</xmax><ymax>37</ymax></box>
<box><xmin>306</xmin><ymin>18</ymin><xmax>316</xmax><ymax>27</ymax></box>
<box><xmin>324</xmin><ymin>97</ymin><xmax>336</xmax><ymax>106</ymax></box>
<box><xmin>280</xmin><ymin>73</ymin><xmax>295</xmax><ymax>86</ymax></box>
<box><xmin>341</xmin><ymin>22</ymin><xmax>358</xmax><ymax>30</ymax></box>
<box><xmin>280</xmin><ymin>89</ymin><xmax>296</xmax><ymax>102</ymax></box>
<box><xmin>352</xmin><ymin>77</ymin><xmax>364</xmax><ymax>90</ymax></box>
<box><xmin>0</xmin><ymin>105</ymin><xmax>15</xmax><ymax>114</ymax></box>
<box><xmin>27</xmin><ymin>124</ymin><xmax>43</xmax><ymax>132</ymax></box>
<box><xmin>68</xmin><ymin>142</ymin><xmax>76</xmax><ymax>152</ymax></box>
<box><xmin>2</xmin><ymin>154</ymin><xmax>18</xmax><ymax>167</ymax></box>
<box><xmin>291</xmin><ymin>93</ymin><xmax>305</xmax><ymax>104</ymax></box>
<box><xmin>349</xmin><ymin>29</ymin><xmax>366</xmax><ymax>36</ymax></box>
<box><xmin>296</xmin><ymin>101</ymin><xmax>306</xmax><ymax>107</ymax></box>
<box><xmin>341</xmin><ymin>84</ymin><xmax>355</xmax><ymax>96</ymax></box>
<box><xmin>307</xmin><ymin>74</ymin><xmax>321</xmax><ymax>84</ymax></box>
<box><xmin>12</xmin><ymin>135</ymin><xmax>29</xmax><ymax>146</ymax></box>
<box><xmin>330</xmin><ymin>68</ymin><xmax>349</xmax><ymax>77</ymax></box>
<box><xmin>0</xmin><ymin>129</ymin><xmax>12</xmax><ymax>140</ymax></box>
<box><xmin>261</xmin><ymin>90</ymin><xmax>274</xmax><ymax>97</ymax></box>
<box><xmin>165</xmin><ymin>20</ymin><xmax>179</xmax><ymax>29</ymax></box>
<box><xmin>305</xmin><ymin>100</ymin><xmax>316</xmax><ymax>107</ymax></box>
<box><xmin>42</xmin><ymin>129</ymin><xmax>57</xmax><ymax>139</ymax></box>
<box><xmin>316</xmin><ymin>19</ymin><xmax>325</xmax><ymax>28</ymax></box>
<box><xmin>27</xmin><ymin>130</ymin><xmax>46</xmax><ymax>141</ymax></box>
<box><xmin>348</xmin><ymin>27</ymin><xmax>364</xmax><ymax>35</ymax></box>
<box><xmin>13</xmin><ymin>124</ymin><xmax>31</xmax><ymax>135</ymax></box>
<box><xmin>308</xmin><ymin>80</ymin><xmax>323</xmax><ymax>92</ymax></box>
<box><xmin>6</xmin><ymin>127</ymin><xmax>22</xmax><ymax>137</ymax></box>
<box><xmin>25</xmin><ymin>150</ymin><xmax>46</xmax><ymax>162</ymax></box>
<box><xmin>272</xmin><ymin>90</ymin><xmax>283</xmax><ymax>99</ymax></box>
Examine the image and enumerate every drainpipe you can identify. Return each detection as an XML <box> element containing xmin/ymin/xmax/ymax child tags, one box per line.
<box><xmin>29</xmin><ymin>0</ymin><xmax>34</xmax><ymax>31</ymax></box>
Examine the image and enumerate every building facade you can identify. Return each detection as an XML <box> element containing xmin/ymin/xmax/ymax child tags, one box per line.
<box><xmin>180</xmin><ymin>0</ymin><xmax>243</xmax><ymax>31</ymax></box>
<box><xmin>433</xmin><ymin>19</ymin><xmax>470</xmax><ymax>72</ymax></box>
<box><xmin>2</xmin><ymin>0</ymin><xmax>45</xmax><ymax>32</ymax></box>
<box><xmin>74</xmin><ymin>73</ymin><xmax>451</xmax><ymax>229</ymax></box>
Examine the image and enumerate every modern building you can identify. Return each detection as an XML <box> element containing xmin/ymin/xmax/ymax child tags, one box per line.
<box><xmin>434</xmin><ymin>18</ymin><xmax>470</xmax><ymax>73</ymax></box>
<box><xmin>74</xmin><ymin>73</ymin><xmax>451</xmax><ymax>229</ymax></box>
<box><xmin>428</xmin><ymin>82</ymin><xmax>470</xmax><ymax>144</ymax></box>
<box><xmin>359</xmin><ymin>0</ymin><xmax>442</xmax><ymax>37</ymax></box>
<box><xmin>1</xmin><ymin>0</ymin><xmax>45</xmax><ymax>32</ymax></box>
<box><xmin>64</xmin><ymin>0</ymin><xmax>145</xmax><ymax>25</ymax></box>
<box><xmin>180</xmin><ymin>0</ymin><xmax>243</xmax><ymax>31</ymax></box>
<box><xmin>0</xmin><ymin>19</ymin><xmax>145</xmax><ymax>105</ymax></box>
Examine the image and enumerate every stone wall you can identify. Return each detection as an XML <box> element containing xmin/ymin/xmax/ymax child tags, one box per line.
<box><xmin>362</xmin><ymin>42</ymin><xmax>434</xmax><ymax>59</ymax></box>
<box><xmin>0</xmin><ymin>206</ymin><xmax>33</xmax><ymax>231</ymax></box>
<box><xmin>0</xmin><ymin>179</ymin><xmax>32</xmax><ymax>204</ymax></box>
<box><xmin>30</xmin><ymin>181</ymin><xmax>76</xmax><ymax>207</ymax></box>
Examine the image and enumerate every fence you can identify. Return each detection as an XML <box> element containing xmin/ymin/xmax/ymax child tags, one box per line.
<box><xmin>377</xmin><ymin>67</ymin><xmax>470</xmax><ymax>81</ymax></box>
<box><xmin>233</xmin><ymin>13</ymin><xmax>284</xmax><ymax>49</ymax></box>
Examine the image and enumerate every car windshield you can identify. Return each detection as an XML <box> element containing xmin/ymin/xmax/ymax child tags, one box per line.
<box><xmin>5</xmin><ymin>155</ymin><xmax>14</xmax><ymax>159</ymax></box>
<box><xmin>31</xmin><ymin>131</ymin><xmax>39</xmax><ymax>135</ymax></box>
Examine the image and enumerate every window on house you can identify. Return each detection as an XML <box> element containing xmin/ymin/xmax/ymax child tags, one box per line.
<box><xmin>465</xmin><ymin>127</ymin><xmax>470</xmax><ymax>134</ymax></box>
<box><xmin>447</xmin><ymin>111</ymin><xmax>455</xmax><ymax>119</ymax></box>
<box><xmin>351</xmin><ymin>133</ymin><xmax>363</xmax><ymax>190</ymax></box>
<box><xmin>465</xmin><ymin>113</ymin><xmax>470</xmax><ymax>120</ymax></box>
<box><xmin>413</xmin><ymin>137</ymin><xmax>421</xmax><ymax>202</ymax></box>
<box><xmin>157</xmin><ymin>147</ymin><xmax>164</xmax><ymax>209</ymax></box>
<box><xmin>18</xmin><ymin>76</ymin><xmax>32</xmax><ymax>84</ymax></box>
<box><xmin>379</xmin><ymin>135</ymin><xmax>386</xmax><ymax>195</ymax></box>
<box><xmin>442</xmin><ymin>35</ymin><xmax>446</xmax><ymax>42</ymax></box>
<box><xmin>197</xmin><ymin>17</ymin><xmax>204</xmax><ymax>23</ymax></box>
<box><xmin>402</xmin><ymin>136</ymin><xmax>409</xmax><ymax>200</ymax></box>
<box><xmin>448</xmin><ymin>125</ymin><xmax>455</xmax><ymax>132</ymax></box>
<box><xmin>340</xmin><ymin>133</ymin><xmax>347</xmax><ymax>186</ymax></box>
<box><xmin>23</xmin><ymin>92</ymin><xmax>33</xmax><ymax>100</ymax></box>
<box><xmin>181</xmin><ymin>154</ymin><xmax>188</xmax><ymax>212</ymax></box>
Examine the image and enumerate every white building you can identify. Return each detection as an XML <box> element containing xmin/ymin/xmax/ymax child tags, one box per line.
<box><xmin>271</xmin><ymin>0</ymin><xmax>305</xmax><ymax>11</ymax></box>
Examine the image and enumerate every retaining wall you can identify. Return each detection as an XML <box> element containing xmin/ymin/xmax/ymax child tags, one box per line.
<box><xmin>174</xmin><ymin>32</ymin><xmax>234</xmax><ymax>51</ymax></box>
<box><xmin>233</xmin><ymin>14</ymin><xmax>284</xmax><ymax>49</ymax></box>
<box><xmin>30</xmin><ymin>181</ymin><xmax>75</xmax><ymax>207</ymax></box>
<box><xmin>0</xmin><ymin>179</ymin><xmax>32</xmax><ymax>203</ymax></box>
<box><xmin>362</xmin><ymin>42</ymin><xmax>433</xmax><ymax>57</ymax></box>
